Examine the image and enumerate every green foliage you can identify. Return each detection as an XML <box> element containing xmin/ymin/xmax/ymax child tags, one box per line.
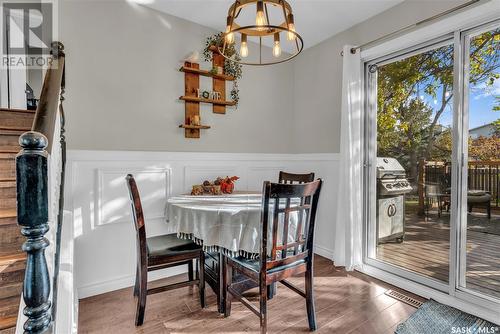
<box><xmin>494</xmin><ymin>96</ymin><xmax>500</xmax><ymax>112</ymax></box>
<box><xmin>469</xmin><ymin>135</ymin><xmax>500</xmax><ymax>160</ymax></box>
<box><xmin>203</xmin><ymin>32</ymin><xmax>243</xmax><ymax>106</ymax></box>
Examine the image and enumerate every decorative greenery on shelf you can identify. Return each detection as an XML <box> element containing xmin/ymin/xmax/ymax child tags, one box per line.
<box><xmin>203</xmin><ymin>32</ymin><xmax>243</xmax><ymax>106</ymax></box>
<box><xmin>209</xmin><ymin>67</ymin><xmax>218</xmax><ymax>75</ymax></box>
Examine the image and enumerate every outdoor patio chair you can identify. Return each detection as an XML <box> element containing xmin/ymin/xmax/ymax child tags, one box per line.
<box><xmin>468</xmin><ymin>190</ymin><xmax>491</xmax><ymax>219</ymax></box>
<box><xmin>425</xmin><ymin>183</ymin><xmax>450</xmax><ymax>218</ymax></box>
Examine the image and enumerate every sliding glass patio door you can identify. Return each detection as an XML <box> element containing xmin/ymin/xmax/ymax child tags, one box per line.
<box><xmin>365</xmin><ymin>38</ymin><xmax>455</xmax><ymax>289</ymax></box>
<box><xmin>364</xmin><ymin>19</ymin><xmax>500</xmax><ymax>305</ymax></box>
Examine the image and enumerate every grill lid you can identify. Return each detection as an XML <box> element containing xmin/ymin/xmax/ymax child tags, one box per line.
<box><xmin>377</xmin><ymin>157</ymin><xmax>407</xmax><ymax>179</ymax></box>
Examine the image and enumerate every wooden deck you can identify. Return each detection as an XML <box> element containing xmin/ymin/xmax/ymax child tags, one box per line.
<box><xmin>78</xmin><ymin>255</ymin><xmax>421</xmax><ymax>334</ymax></box>
<box><xmin>378</xmin><ymin>212</ymin><xmax>500</xmax><ymax>299</ymax></box>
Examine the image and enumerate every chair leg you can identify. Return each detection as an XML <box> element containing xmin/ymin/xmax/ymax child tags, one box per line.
<box><xmin>135</xmin><ymin>267</ymin><xmax>147</xmax><ymax>326</ymax></box>
<box><xmin>305</xmin><ymin>266</ymin><xmax>317</xmax><ymax>331</ymax></box>
<box><xmin>217</xmin><ymin>252</ymin><xmax>224</xmax><ymax>314</ymax></box>
<box><xmin>425</xmin><ymin>198</ymin><xmax>429</xmax><ymax>219</ymax></box>
<box><xmin>188</xmin><ymin>260</ymin><xmax>194</xmax><ymax>281</ymax></box>
<box><xmin>259</xmin><ymin>280</ymin><xmax>267</xmax><ymax>334</ymax></box>
<box><xmin>195</xmin><ymin>258</ymin><xmax>199</xmax><ymax>280</ymax></box>
<box><xmin>199</xmin><ymin>252</ymin><xmax>206</xmax><ymax>308</ymax></box>
<box><xmin>133</xmin><ymin>265</ymin><xmax>139</xmax><ymax>297</ymax></box>
<box><xmin>223</xmin><ymin>257</ymin><xmax>232</xmax><ymax>317</ymax></box>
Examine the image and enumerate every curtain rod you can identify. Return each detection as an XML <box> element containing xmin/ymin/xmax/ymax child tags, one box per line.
<box><xmin>342</xmin><ymin>0</ymin><xmax>483</xmax><ymax>56</ymax></box>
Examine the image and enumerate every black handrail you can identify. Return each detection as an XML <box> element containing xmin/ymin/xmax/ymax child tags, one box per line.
<box><xmin>16</xmin><ymin>41</ymin><xmax>66</xmax><ymax>334</ymax></box>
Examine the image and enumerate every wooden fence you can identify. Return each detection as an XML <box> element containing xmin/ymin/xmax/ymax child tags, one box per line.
<box><xmin>468</xmin><ymin>161</ymin><xmax>500</xmax><ymax>207</ymax></box>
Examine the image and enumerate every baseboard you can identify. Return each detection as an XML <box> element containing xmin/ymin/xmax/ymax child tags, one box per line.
<box><xmin>77</xmin><ymin>265</ymin><xmax>188</xmax><ymax>299</ymax></box>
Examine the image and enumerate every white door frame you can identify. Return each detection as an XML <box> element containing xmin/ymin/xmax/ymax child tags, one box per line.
<box><xmin>363</xmin><ymin>35</ymin><xmax>455</xmax><ymax>294</ymax></box>
<box><xmin>455</xmin><ymin>18</ymin><xmax>500</xmax><ymax>302</ymax></box>
<box><xmin>360</xmin><ymin>8</ymin><xmax>500</xmax><ymax>323</ymax></box>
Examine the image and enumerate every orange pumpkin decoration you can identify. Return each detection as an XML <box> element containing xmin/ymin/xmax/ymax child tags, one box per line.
<box><xmin>220</xmin><ymin>176</ymin><xmax>239</xmax><ymax>194</ymax></box>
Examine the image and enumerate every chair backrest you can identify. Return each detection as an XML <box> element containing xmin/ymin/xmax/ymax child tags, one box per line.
<box><xmin>126</xmin><ymin>174</ymin><xmax>147</xmax><ymax>266</ymax></box>
<box><xmin>259</xmin><ymin>179</ymin><xmax>323</xmax><ymax>272</ymax></box>
<box><xmin>279</xmin><ymin>171</ymin><xmax>315</xmax><ymax>184</ymax></box>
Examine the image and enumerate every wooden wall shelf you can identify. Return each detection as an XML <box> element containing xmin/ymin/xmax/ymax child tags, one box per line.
<box><xmin>179</xmin><ymin>51</ymin><xmax>236</xmax><ymax>138</ymax></box>
<box><xmin>179</xmin><ymin>96</ymin><xmax>236</xmax><ymax>106</ymax></box>
<box><xmin>179</xmin><ymin>66</ymin><xmax>234</xmax><ymax>81</ymax></box>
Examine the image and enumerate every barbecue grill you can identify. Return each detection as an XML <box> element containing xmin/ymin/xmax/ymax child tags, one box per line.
<box><xmin>376</xmin><ymin>157</ymin><xmax>413</xmax><ymax>243</ymax></box>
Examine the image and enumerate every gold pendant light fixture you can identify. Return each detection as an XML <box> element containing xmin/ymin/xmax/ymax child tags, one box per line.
<box><xmin>220</xmin><ymin>0</ymin><xmax>303</xmax><ymax>65</ymax></box>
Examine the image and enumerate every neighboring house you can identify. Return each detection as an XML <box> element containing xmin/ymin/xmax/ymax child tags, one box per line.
<box><xmin>470</xmin><ymin>122</ymin><xmax>495</xmax><ymax>139</ymax></box>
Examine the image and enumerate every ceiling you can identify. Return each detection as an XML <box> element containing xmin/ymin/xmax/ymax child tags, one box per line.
<box><xmin>140</xmin><ymin>0</ymin><xmax>404</xmax><ymax>51</ymax></box>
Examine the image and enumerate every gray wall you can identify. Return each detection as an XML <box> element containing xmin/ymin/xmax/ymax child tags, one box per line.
<box><xmin>60</xmin><ymin>0</ymin><xmax>295</xmax><ymax>153</ymax></box>
<box><xmin>292</xmin><ymin>0</ymin><xmax>469</xmax><ymax>153</ymax></box>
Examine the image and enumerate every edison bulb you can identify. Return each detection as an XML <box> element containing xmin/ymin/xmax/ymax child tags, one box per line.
<box><xmin>225</xmin><ymin>28</ymin><xmax>234</xmax><ymax>44</ymax></box>
<box><xmin>287</xmin><ymin>14</ymin><xmax>296</xmax><ymax>41</ymax></box>
<box><xmin>226</xmin><ymin>32</ymin><xmax>234</xmax><ymax>44</ymax></box>
<box><xmin>273</xmin><ymin>33</ymin><xmax>281</xmax><ymax>57</ymax></box>
<box><xmin>287</xmin><ymin>23</ymin><xmax>296</xmax><ymax>41</ymax></box>
<box><xmin>240</xmin><ymin>42</ymin><xmax>248</xmax><ymax>57</ymax></box>
<box><xmin>225</xmin><ymin>16</ymin><xmax>234</xmax><ymax>43</ymax></box>
<box><xmin>273</xmin><ymin>41</ymin><xmax>281</xmax><ymax>57</ymax></box>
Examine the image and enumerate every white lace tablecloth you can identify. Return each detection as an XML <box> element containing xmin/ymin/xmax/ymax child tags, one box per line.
<box><xmin>165</xmin><ymin>192</ymin><xmax>299</xmax><ymax>258</ymax></box>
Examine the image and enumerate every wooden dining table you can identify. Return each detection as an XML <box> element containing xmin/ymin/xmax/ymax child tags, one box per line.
<box><xmin>165</xmin><ymin>191</ymin><xmax>299</xmax><ymax>313</ymax></box>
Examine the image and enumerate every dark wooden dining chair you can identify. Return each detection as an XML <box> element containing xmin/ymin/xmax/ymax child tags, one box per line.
<box><xmin>126</xmin><ymin>174</ymin><xmax>205</xmax><ymax>326</ymax></box>
<box><xmin>279</xmin><ymin>171</ymin><xmax>315</xmax><ymax>184</ymax></box>
<box><xmin>223</xmin><ymin>179</ymin><xmax>323</xmax><ymax>333</ymax></box>
<box><xmin>270</xmin><ymin>172</ymin><xmax>316</xmax><ymax>296</ymax></box>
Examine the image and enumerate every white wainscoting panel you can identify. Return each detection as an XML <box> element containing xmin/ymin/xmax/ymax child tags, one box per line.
<box><xmin>247</xmin><ymin>166</ymin><xmax>286</xmax><ymax>191</ymax></box>
<box><xmin>65</xmin><ymin>150</ymin><xmax>339</xmax><ymax>299</ymax></box>
<box><xmin>96</xmin><ymin>168</ymin><xmax>171</xmax><ymax>226</ymax></box>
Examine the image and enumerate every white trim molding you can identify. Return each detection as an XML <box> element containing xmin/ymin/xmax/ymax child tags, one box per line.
<box><xmin>77</xmin><ymin>266</ymin><xmax>187</xmax><ymax>299</ymax></box>
<box><xmin>313</xmin><ymin>244</ymin><xmax>334</xmax><ymax>260</ymax></box>
<box><xmin>67</xmin><ymin>150</ymin><xmax>340</xmax><ymax>163</ymax></box>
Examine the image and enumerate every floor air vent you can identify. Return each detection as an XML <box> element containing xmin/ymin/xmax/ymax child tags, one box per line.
<box><xmin>385</xmin><ymin>289</ymin><xmax>424</xmax><ymax>308</ymax></box>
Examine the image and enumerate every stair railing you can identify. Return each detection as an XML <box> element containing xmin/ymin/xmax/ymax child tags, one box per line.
<box><xmin>15</xmin><ymin>41</ymin><xmax>66</xmax><ymax>334</ymax></box>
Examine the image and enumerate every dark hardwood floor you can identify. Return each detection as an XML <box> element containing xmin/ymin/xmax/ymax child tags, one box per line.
<box><xmin>78</xmin><ymin>255</ymin><xmax>422</xmax><ymax>333</ymax></box>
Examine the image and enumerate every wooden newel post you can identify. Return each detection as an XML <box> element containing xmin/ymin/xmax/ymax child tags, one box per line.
<box><xmin>16</xmin><ymin>131</ymin><xmax>52</xmax><ymax>334</ymax></box>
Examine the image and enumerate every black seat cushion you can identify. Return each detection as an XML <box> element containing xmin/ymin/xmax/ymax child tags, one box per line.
<box><xmin>230</xmin><ymin>254</ymin><xmax>307</xmax><ymax>274</ymax></box>
<box><xmin>147</xmin><ymin>234</ymin><xmax>201</xmax><ymax>258</ymax></box>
